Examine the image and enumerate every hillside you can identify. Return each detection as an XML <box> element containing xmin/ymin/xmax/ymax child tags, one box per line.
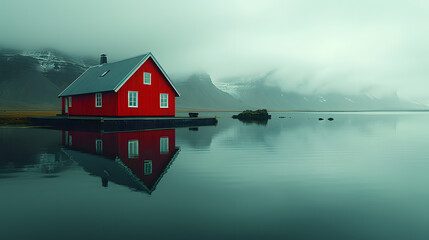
<box><xmin>0</xmin><ymin>49</ymin><xmax>95</xmax><ymax>109</ymax></box>
<box><xmin>175</xmin><ymin>73</ymin><xmax>246</xmax><ymax>110</ymax></box>
<box><xmin>216</xmin><ymin>73</ymin><xmax>423</xmax><ymax>111</ymax></box>
<box><xmin>0</xmin><ymin>48</ymin><xmax>425</xmax><ymax>111</ymax></box>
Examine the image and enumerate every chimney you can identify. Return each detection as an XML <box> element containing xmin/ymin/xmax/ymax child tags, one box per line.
<box><xmin>100</xmin><ymin>54</ymin><xmax>107</xmax><ymax>64</ymax></box>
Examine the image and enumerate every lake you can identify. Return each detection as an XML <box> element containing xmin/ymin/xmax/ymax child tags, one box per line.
<box><xmin>2</xmin><ymin>112</ymin><xmax>429</xmax><ymax>239</ymax></box>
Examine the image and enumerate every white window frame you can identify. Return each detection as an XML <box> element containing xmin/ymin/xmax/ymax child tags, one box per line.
<box><xmin>143</xmin><ymin>72</ymin><xmax>151</xmax><ymax>85</ymax></box>
<box><xmin>68</xmin><ymin>96</ymin><xmax>72</xmax><ymax>107</ymax></box>
<box><xmin>69</xmin><ymin>135</ymin><xmax>72</xmax><ymax>146</ymax></box>
<box><xmin>65</xmin><ymin>131</ymin><xmax>69</xmax><ymax>145</ymax></box>
<box><xmin>128</xmin><ymin>140</ymin><xmax>139</xmax><ymax>158</ymax></box>
<box><xmin>128</xmin><ymin>91</ymin><xmax>138</xmax><ymax>108</ymax></box>
<box><xmin>160</xmin><ymin>137</ymin><xmax>169</xmax><ymax>154</ymax></box>
<box><xmin>95</xmin><ymin>93</ymin><xmax>102</xmax><ymax>107</ymax></box>
<box><xmin>144</xmin><ymin>160</ymin><xmax>152</xmax><ymax>175</ymax></box>
<box><xmin>160</xmin><ymin>93</ymin><xmax>168</xmax><ymax>108</ymax></box>
<box><xmin>64</xmin><ymin>98</ymin><xmax>68</xmax><ymax>113</ymax></box>
<box><xmin>95</xmin><ymin>139</ymin><xmax>103</xmax><ymax>154</ymax></box>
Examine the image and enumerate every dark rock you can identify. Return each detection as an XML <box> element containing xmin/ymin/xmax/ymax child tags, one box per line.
<box><xmin>319</xmin><ymin>118</ymin><xmax>324</xmax><ymax>120</ymax></box>
<box><xmin>328</xmin><ymin>117</ymin><xmax>334</xmax><ymax>121</ymax></box>
<box><xmin>279</xmin><ymin>116</ymin><xmax>285</xmax><ymax>118</ymax></box>
<box><xmin>232</xmin><ymin>109</ymin><xmax>271</xmax><ymax>120</ymax></box>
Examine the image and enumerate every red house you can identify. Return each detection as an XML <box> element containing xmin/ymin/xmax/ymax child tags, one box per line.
<box><xmin>58</xmin><ymin>53</ymin><xmax>180</xmax><ymax>117</ymax></box>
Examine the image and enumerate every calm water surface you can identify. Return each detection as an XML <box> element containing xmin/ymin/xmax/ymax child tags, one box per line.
<box><xmin>2</xmin><ymin>112</ymin><xmax>429</xmax><ymax>239</ymax></box>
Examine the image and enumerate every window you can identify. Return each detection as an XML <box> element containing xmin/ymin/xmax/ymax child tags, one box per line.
<box><xmin>99</xmin><ymin>70</ymin><xmax>110</xmax><ymax>77</ymax></box>
<box><xmin>65</xmin><ymin>131</ymin><xmax>69</xmax><ymax>145</ymax></box>
<box><xmin>128</xmin><ymin>140</ymin><xmax>139</xmax><ymax>158</ymax></box>
<box><xmin>128</xmin><ymin>91</ymin><xmax>138</xmax><ymax>107</ymax></box>
<box><xmin>144</xmin><ymin>160</ymin><xmax>152</xmax><ymax>175</ymax></box>
<box><xmin>68</xmin><ymin>96</ymin><xmax>72</xmax><ymax>107</ymax></box>
<box><xmin>95</xmin><ymin>139</ymin><xmax>103</xmax><ymax>154</ymax></box>
<box><xmin>65</xmin><ymin>98</ymin><xmax>68</xmax><ymax>113</ymax></box>
<box><xmin>143</xmin><ymin>72</ymin><xmax>151</xmax><ymax>85</ymax></box>
<box><xmin>160</xmin><ymin>137</ymin><xmax>169</xmax><ymax>154</ymax></box>
<box><xmin>160</xmin><ymin>94</ymin><xmax>168</xmax><ymax>108</ymax></box>
<box><xmin>95</xmin><ymin>93</ymin><xmax>102</xmax><ymax>107</ymax></box>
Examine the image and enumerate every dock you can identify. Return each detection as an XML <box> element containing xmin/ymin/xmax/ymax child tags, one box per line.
<box><xmin>30</xmin><ymin>115</ymin><xmax>218</xmax><ymax>131</ymax></box>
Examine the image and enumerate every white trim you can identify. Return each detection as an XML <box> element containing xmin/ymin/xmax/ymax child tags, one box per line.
<box><xmin>160</xmin><ymin>93</ymin><xmax>168</xmax><ymax>108</ymax></box>
<box><xmin>143</xmin><ymin>72</ymin><xmax>151</xmax><ymax>85</ymax></box>
<box><xmin>64</xmin><ymin>97</ymin><xmax>68</xmax><ymax>113</ymax></box>
<box><xmin>68</xmin><ymin>96</ymin><xmax>72</xmax><ymax>107</ymax></box>
<box><xmin>113</xmin><ymin>54</ymin><xmax>150</xmax><ymax>92</ymax></box>
<box><xmin>65</xmin><ymin>131</ymin><xmax>69</xmax><ymax>145</ymax></box>
<box><xmin>95</xmin><ymin>139</ymin><xmax>103</xmax><ymax>153</ymax></box>
<box><xmin>95</xmin><ymin>93</ymin><xmax>102</xmax><ymax>107</ymax></box>
<box><xmin>150</xmin><ymin>53</ymin><xmax>180</xmax><ymax>96</ymax></box>
<box><xmin>99</xmin><ymin>70</ymin><xmax>110</xmax><ymax>77</ymax></box>
<box><xmin>144</xmin><ymin>160</ymin><xmax>152</xmax><ymax>175</ymax></box>
<box><xmin>58</xmin><ymin>66</ymin><xmax>96</xmax><ymax>97</ymax></box>
<box><xmin>113</xmin><ymin>53</ymin><xmax>180</xmax><ymax>96</ymax></box>
<box><xmin>160</xmin><ymin>137</ymin><xmax>169</xmax><ymax>154</ymax></box>
<box><xmin>128</xmin><ymin>140</ymin><xmax>139</xmax><ymax>159</ymax></box>
<box><xmin>128</xmin><ymin>91</ymin><xmax>138</xmax><ymax>108</ymax></box>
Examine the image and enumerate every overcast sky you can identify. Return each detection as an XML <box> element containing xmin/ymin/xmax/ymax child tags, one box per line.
<box><xmin>1</xmin><ymin>0</ymin><xmax>429</xmax><ymax>99</ymax></box>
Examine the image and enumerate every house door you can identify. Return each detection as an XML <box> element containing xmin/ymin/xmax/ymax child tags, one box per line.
<box><xmin>65</xmin><ymin>98</ymin><xmax>68</xmax><ymax>114</ymax></box>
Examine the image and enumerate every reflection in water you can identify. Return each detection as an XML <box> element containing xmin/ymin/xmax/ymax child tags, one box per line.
<box><xmin>238</xmin><ymin>119</ymin><xmax>268</xmax><ymax>125</ymax></box>
<box><xmin>38</xmin><ymin>152</ymin><xmax>72</xmax><ymax>174</ymax></box>
<box><xmin>62</xmin><ymin>129</ymin><xmax>180</xmax><ymax>194</ymax></box>
<box><xmin>5</xmin><ymin>113</ymin><xmax>429</xmax><ymax>240</ymax></box>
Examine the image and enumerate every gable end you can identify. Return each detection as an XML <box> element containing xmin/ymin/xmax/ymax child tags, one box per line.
<box><xmin>112</xmin><ymin>53</ymin><xmax>180</xmax><ymax>97</ymax></box>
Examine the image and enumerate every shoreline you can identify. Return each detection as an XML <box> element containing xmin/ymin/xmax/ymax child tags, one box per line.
<box><xmin>2</xmin><ymin>109</ymin><xmax>429</xmax><ymax>125</ymax></box>
<box><xmin>0</xmin><ymin>111</ymin><xmax>60</xmax><ymax>124</ymax></box>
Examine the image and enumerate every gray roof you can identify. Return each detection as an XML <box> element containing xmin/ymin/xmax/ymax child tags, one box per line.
<box><xmin>58</xmin><ymin>53</ymin><xmax>180</xmax><ymax>97</ymax></box>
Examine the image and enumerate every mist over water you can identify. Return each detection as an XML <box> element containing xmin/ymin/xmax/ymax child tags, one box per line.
<box><xmin>1</xmin><ymin>0</ymin><xmax>429</xmax><ymax>100</ymax></box>
<box><xmin>2</xmin><ymin>112</ymin><xmax>429</xmax><ymax>239</ymax></box>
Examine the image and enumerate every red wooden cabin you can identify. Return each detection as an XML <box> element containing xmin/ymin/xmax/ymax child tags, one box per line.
<box><xmin>58</xmin><ymin>53</ymin><xmax>180</xmax><ymax>117</ymax></box>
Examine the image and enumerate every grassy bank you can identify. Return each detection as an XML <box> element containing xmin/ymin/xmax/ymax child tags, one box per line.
<box><xmin>0</xmin><ymin>110</ymin><xmax>60</xmax><ymax>124</ymax></box>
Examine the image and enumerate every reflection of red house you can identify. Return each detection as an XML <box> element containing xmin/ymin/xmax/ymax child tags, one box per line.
<box><xmin>62</xmin><ymin>129</ymin><xmax>179</xmax><ymax>193</ymax></box>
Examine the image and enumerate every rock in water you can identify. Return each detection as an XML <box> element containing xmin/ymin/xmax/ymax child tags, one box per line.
<box><xmin>232</xmin><ymin>109</ymin><xmax>271</xmax><ymax>120</ymax></box>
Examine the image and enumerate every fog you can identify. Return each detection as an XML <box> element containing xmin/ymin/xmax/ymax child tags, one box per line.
<box><xmin>1</xmin><ymin>0</ymin><xmax>429</xmax><ymax>100</ymax></box>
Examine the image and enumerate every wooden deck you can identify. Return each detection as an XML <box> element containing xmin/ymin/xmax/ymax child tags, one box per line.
<box><xmin>30</xmin><ymin>115</ymin><xmax>218</xmax><ymax>131</ymax></box>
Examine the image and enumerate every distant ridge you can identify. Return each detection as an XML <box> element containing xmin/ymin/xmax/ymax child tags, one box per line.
<box><xmin>175</xmin><ymin>73</ymin><xmax>246</xmax><ymax>111</ymax></box>
<box><xmin>0</xmin><ymin>47</ymin><xmax>426</xmax><ymax>111</ymax></box>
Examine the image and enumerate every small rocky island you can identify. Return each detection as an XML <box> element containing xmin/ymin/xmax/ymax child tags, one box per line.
<box><xmin>232</xmin><ymin>109</ymin><xmax>272</xmax><ymax>120</ymax></box>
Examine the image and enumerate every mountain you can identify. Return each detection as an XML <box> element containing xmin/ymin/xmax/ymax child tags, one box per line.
<box><xmin>216</xmin><ymin>73</ymin><xmax>424</xmax><ymax>111</ymax></box>
<box><xmin>175</xmin><ymin>73</ymin><xmax>246</xmax><ymax>110</ymax></box>
<box><xmin>0</xmin><ymin>47</ymin><xmax>425</xmax><ymax>111</ymax></box>
<box><xmin>0</xmin><ymin>48</ymin><xmax>96</xmax><ymax>109</ymax></box>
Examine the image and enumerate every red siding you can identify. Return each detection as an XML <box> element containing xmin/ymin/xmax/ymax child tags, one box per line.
<box><xmin>117</xmin><ymin>58</ymin><xmax>176</xmax><ymax>116</ymax></box>
<box><xmin>63</xmin><ymin>129</ymin><xmax>177</xmax><ymax>190</ymax></box>
<box><xmin>63</xmin><ymin>91</ymin><xmax>118</xmax><ymax>116</ymax></box>
<box><xmin>62</xmin><ymin>57</ymin><xmax>176</xmax><ymax>117</ymax></box>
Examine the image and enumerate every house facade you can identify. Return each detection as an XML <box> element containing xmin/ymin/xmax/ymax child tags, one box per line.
<box><xmin>59</xmin><ymin>53</ymin><xmax>180</xmax><ymax>117</ymax></box>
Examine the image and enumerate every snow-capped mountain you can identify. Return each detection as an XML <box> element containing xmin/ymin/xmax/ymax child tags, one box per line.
<box><xmin>213</xmin><ymin>73</ymin><xmax>425</xmax><ymax>110</ymax></box>
<box><xmin>0</xmin><ymin>47</ymin><xmax>425</xmax><ymax>110</ymax></box>
<box><xmin>0</xmin><ymin>48</ymin><xmax>97</xmax><ymax>108</ymax></box>
<box><xmin>20</xmin><ymin>49</ymin><xmax>90</xmax><ymax>73</ymax></box>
